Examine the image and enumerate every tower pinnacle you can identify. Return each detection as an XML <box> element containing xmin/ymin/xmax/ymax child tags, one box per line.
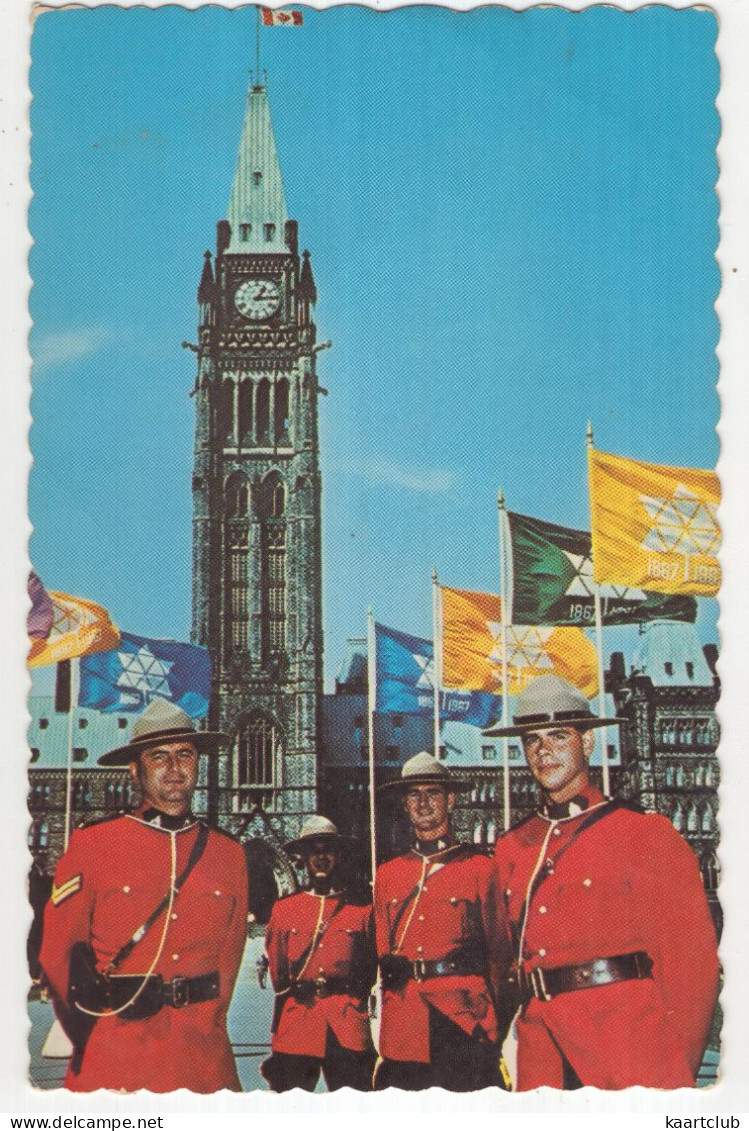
<box><xmin>226</xmin><ymin>83</ymin><xmax>288</xmax><ymax>254</ymax></box>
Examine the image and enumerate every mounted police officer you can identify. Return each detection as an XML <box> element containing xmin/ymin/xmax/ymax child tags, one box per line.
<box><xmin>373</xmin><ymin>753</ymin><xmax>512</xmax><ymax>1091</ymax></box>
<box><xmin>486</xmin><ymin>674</ymin><xmax>720</xmax><ymax>1090</ymax></box>
<box><xmin>40</xmin><ymin>699</ymin><xmax>249</xmax><ymax>1092</ymax></box>
<box><xmin>261</xmin><ymin>816</ymin><xmax>377</xmax><ymax>1092</ymax></box>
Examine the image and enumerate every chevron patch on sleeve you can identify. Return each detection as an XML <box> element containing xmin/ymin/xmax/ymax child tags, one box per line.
<box><xmin>51</xmin><ymin>873</ymin><xmax>82</xmax><ymax>906</ymax></box>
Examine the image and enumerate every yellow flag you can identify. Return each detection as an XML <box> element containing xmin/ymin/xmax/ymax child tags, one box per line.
<box><xmin>28</xmin><ymin>591</ymin><xmax>120</xmax><ymax>668</ymax></box>
<box><xmin>441</xmin><ymin>586</ymin><xmax>599</xmax><ymax>699</ymax></box>
<box><xmin>588</xmin><ymin>449</ymin><xmax>721</xmax><ymax>597</ymax></box>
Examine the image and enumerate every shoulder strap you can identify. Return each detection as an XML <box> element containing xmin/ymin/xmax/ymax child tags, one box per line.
<box><xmin>516</xmin><ymin>800</ymin><xmax>627</xmax><ymax>936</ymax></box>
<box><xmin>108</xmin><ymin>823</ymin><xmax>209</xmax><ymax>972</ymax></box>
<box><xmin>288</xmin><ymin>895</ymin><xmax>348</xmax><ymax>982</ymax></box>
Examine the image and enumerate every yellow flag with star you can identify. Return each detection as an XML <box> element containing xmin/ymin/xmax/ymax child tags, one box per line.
<box><xmin>588</xmin><ymin>449</ymin><xmax>721</xmax><ymax>597</ymax></box>
<box><xmin>440</xmin><ymin>586</ymin><xmax>599</xmax><ymax>699</ymax></box>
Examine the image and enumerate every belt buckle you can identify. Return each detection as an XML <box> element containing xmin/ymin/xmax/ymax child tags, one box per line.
<box><xmin>314</xmin><ymin>975</ymin><xmax>329</xmax><ymax>999</ymax></box>
<box><xmin>170</xmin><ymin>976</ymin><xmax>189</xmax><ymax>1008</ymax></box>
<box><xmin>413</xmin><ymin>958</ymin><xmax>427</xmax><ymax>982</ymax></box>
<box><xmin>529</xmin><ymin>966</ymin><xmax>552</xmax><ymax>1002</ymax></box>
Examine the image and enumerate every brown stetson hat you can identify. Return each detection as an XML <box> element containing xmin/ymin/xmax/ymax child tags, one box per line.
<box><xmin>377</xmin><ymin>751</ymin><xmax>468</xmax><ymax>794</ymax></box>
<box><xmin>97</xmin><ymin>698</ymin><xmax>228</xmax><ymax>767</ymax></box>
<box><xmin>482</xmin><ymin>674</ymin><xmax>625</xmax><ymax>738</ymax></box>
<box><xmin>283</xmin><ymin>815</ymin><xmax>358</xmax><ymax>857</ymax></box>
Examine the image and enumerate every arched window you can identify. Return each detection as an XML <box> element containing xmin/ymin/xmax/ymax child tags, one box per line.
<box><xmin>256</xmin><ymin>379</ymin><xmax>270</xmax><ymax>444</ymax></box>
<box><xmin>238</xmin><ymin>379</ymin><xmax>253</xmax><ymax>444</ymax></box>
<box><xmin>486</xmin><ymin>819</ymin><xmax>496</xmax><ymax>845</ymax></box>
<box><xmin>275</xmin><ymin>378</ymin><xmax>290</xmax><ymax>444</ymax></box>
<box><xmin>701</xmin><ymin>804</ymin><xmax>714</xmax><ymax>834</ymax></box>
<box><xmin>260</xmin><ymin>474</ymin><xmax>286</xmax><ymax>658</ymax></box>
<box><xmin>700</xmin><ymin>849</ymin><xmax>720</xmax><ymax>891</ymax></box>
<box><xmin>473</xmin><ymin>819</ymin><xmax>484</xmax><ymax>846</ymax></box>
<box><xmin>225</xmin><ymin>472</ymin><xmax>250</xmax><ymax>518</ymax></box>
<box><xmin>219</xmin><ymin>378</ymin><xmax>234</xmax><ymax>442</ymax></box>
<box><xmin>234</xmin><ymin>714</ymin><xmax>281</xmax><ymax>810</ymax></box>
<box><xmin>671</xmin><ymin>802</ymin><xmax>684</xmax><ymax>832</ymax></box>
<box><xmin>686</xmin><ymin>802</ymin><xmax>699</xmax><ymax>834</ymax></box>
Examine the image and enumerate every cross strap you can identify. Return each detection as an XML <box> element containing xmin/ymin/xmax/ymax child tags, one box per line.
<box><xmin>106</xmin><ymin>823</ymin><xmax>209</xmax><ymax>973</ymax></box>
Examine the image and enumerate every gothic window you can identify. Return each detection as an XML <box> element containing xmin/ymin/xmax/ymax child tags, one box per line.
<box><xmin>675</xmin><ymin>764</ymin><xmax>685</xmax><ymax>787</ymax></box>
<box><xmin>473</xmin><ymin>819</ymin><xmax>484</xmax><ymax>846</ymax></box>
<box><xmin>664</xmin><ymin>662</ymin><xmax>674</xmax><ymax>677</ymax></box>
<box><xmin>685</xmin><ymin>662</ymin><xmax>694</xmax><ymax>680</ymax></box>
<box><xmin>73</xmin><ymin>748</ymin><xmax>88</xmax><ymax>763</ymax></box>
<box><xmin>275</xmin><ymin>378</ymin><xmax>290</xmax><ymax>444</ymax></box>
<box><xmin>482</xmin><ymin>745</ymin><xmax>496</xmax><ymax>761</ymax></box>
<box><xmin>486</xmin><ymin>819</ymin><xmax>497</xmax><ymax>845</ymax></box>
<box><xmin>227</xmin><ymin>529</ymin><xmax>249</xmax><ymax>652</ymax></box>
<box><xmin>700</xmin><ymin>849</ymin><xmax>720</xmax><ymax>890</ymax></box>
<box><xmin>686</xmin><ymin>803</ymin><xmax>699</xmax><ymax>834</ymax></box>
<box><xmin>239</xmin><ymin>223</ymin><xmax>252</xmax><ymax>241</ymax></box>
<box><xmin>238</xmin><ymin>380</ymin><xmax>253</xmax><ymax>444</ymax></box>
<box><xmin>256</xmin><ymin>379</ymin><xmax>270</xmax><ymax>443</ymax></box>
<box><xmin>253</xmin><ymin>171</ymin><xmax>262</xmax><ymax>186</ymax></box>
<box><xmin>671</xmin><ymin>802</ymin><xmax>684</xmax><ymax>832</ymax></box>
<box><xmin>234</xmin><ymin>714</ymin><xmax>280</xmax><ymax>809</ymax></box>
<box><xmin>265</xmin><ymin>525</ymin><xmax>286</xmax><ymax>654</ymax></box>
<box><xmin>225</xmin><ymin>472</ymin><xmax>250</xmax><ymax>518</ymax></box>
<box><xmin>701</xmin><ymin>804</ymin><xmax>714</xmax><ymax>834</ymax></box>
<box><xmin>264</xmin><ymin>223</ymin><xmax>276</xmax><ymax>242</ymax></box>
<box><xmin>694</xmin><ymin>763</ymin><xmax>705</xmax><ymax>788</ymax></box>
<box><xmin>219</xmin><ymin>378</ymin><xmax>234</xmax><ymax>442</ymax></box>
<box><xmin>665</xmin><ymin>763</ymin><xmax>675</xmax><ymax>787</ymax></box>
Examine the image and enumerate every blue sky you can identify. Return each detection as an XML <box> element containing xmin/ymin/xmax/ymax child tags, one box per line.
<box><xmin>29</xmin><ymin>5</ymin><xmax>719</xmax><ymax>691</ymax></box>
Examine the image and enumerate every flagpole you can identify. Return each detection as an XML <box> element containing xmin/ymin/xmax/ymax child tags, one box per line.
<box><xmin>366</xmin><ymin>608</ymin><xmax>378</xmax><ymax>883</ymax></box>
<box><xmin>63</xmin><ymin>657</ymin><xmax>79</xmax><ymax>851</ymax></box>
<box><xmin>498</xmin><ymin>491</ymin><xmax>511</xmax><ymax>831</ymax></box>
<box><xmin>255</xmin><ymin>6</ymin><xmax>261</xmax><ymax>85</ymax></box>
<box><xmin>587</xmin><ymin>422</ymin><xmax>610</xmax><ymax>796</ymax></box>
<box><xmin>432</xmin><ymin>570</ymin><xmax>442</xmax><ymax>759</ymax></box>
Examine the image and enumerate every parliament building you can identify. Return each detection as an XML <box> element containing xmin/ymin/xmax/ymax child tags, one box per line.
<box><xmin>28</xmin><ymin>79</ymin><xmax>720</xmax><ymax>930</ymax></box>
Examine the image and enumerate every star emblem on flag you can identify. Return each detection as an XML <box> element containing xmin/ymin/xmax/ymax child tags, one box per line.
<box><xmin>117</xmin><ymin>644</ymin><xmax>174</xmax><ymax>705</ymax></box>
<box><xmin>640</xmin><ymin>484</ymin><xmax>721</xmax><ymax>557</ymax></box>
<box><xmin>485</xmin><ymin>622</ymin><xmax>555</xmax><ymax>677</ymax></box>
<box><xmin>412</xmin><ymin>651</ymin><xmax>435</xmax><ymax>689</ymax></box>
<box><xmin>562</xmin><ymin>551</ymin><xmax>646</xmax><ymax>601</ymax></box>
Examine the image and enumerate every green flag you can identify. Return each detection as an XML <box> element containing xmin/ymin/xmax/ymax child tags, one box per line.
<box><xmin>507</xmin><ymin>511</ymin><xmax>698</xmax><ymax>627</ymax></box>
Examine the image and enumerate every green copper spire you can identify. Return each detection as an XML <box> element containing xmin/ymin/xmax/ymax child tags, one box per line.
<box><xmin>226</xmin><ymin>82</ymin><xmax>288</xmax><ymax>254</ymax></box>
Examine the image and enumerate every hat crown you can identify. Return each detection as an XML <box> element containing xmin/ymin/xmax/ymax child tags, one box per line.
<box><xmin>297</xmin><ymin>815</ymin><xmax>341</xmax><ymax>841</ymax></box>
<box><xmin>514</xmin><ymin>675</ymin><xmax>592</xmax><ymax>723</ymax></box>
<box><xmin>401</xmin><ymin>751</ymin><xmax>451</xmax><ymax>782</ymax></box>
<box><xmin>130</xmin><ymin>699</ymin><xmax>196</xmax><ymax>743</ymax></box>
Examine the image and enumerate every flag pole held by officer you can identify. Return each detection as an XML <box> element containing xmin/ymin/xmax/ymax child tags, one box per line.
<box><xmin>485</xmin><ymin>674</ymin><xmax>720</xmax><ymax>1090</ymax></box>
<box><xmin>39</xmin><ymin>699</ymin><xmax>249</xmax><ymax>1093</ymax></box>
<box><xmin>372</xmin><ymin>752</ymin><xmax>513</xmax><ymax>1091</ymax></box>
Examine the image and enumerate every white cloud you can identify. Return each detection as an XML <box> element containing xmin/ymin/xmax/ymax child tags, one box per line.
<box><xmin>341</xmin><ymin>455</ymin><xmax>456</xmax><ymax>494</ymax></box>
<box><xmin>32</xmin><ymin>328</ymin><xmax>111</xmax><ymax>372</ymax></box>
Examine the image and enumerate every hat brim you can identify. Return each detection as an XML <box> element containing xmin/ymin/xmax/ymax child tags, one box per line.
<box><xmin>97</xmin><ymin>729</ymin><xmax>229</xmax><ymax>767</ymax></box>
<box><xmin>377</xmin><ymin>773</ymin><xmax>469</xmax><ymax>795</ymax></box>
<box><xmin>482</xmin><ymin>715</ymin><xmax>626</xmax><ymax>738</ymax></box>
<box><xmin>283</xmin><ymin>833</ymin><xmax>359</xmax><ymax>856</ymax></box>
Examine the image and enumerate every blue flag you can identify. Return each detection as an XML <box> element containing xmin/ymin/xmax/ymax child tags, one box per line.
<box><xmin>374</xmin><ymin>622</ymin><xmax>500</xmax><ymax>727</ymax></box>
<box><xmin>79</xmin><ymin>632</ymin><xmax>212</xmax><ymax>718</ymax></box>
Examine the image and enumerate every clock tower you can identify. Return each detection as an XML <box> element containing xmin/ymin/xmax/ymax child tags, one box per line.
<box><xmin>191</xmin><ymin>80</ymin><xmax>323</xmax><ymax>844</ymax></box>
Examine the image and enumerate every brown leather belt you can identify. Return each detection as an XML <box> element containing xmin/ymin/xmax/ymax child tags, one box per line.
<box><xmin>516</xmin><ymin>951</ymin><xmax>653</xmax><ymax>1005</ymax></box>
<box><xmin>290</xmin><ymin>975</ymin><xmax>364</xmax><ymax>1002</ymax></box>
<box><xmin>380</xmin><ymin>952</ymin><xmax>483</xmax><ymax>990</ymax></box>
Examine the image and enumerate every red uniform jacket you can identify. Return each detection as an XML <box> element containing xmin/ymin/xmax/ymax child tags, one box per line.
<box><xmin>374</xmin><ymin>843</ymin><xmax>512</xmax><ymax>1064</ymax></box>
<box><xmin>494</xmin><ymin>786</ymin><xmax>720</xmax><ymax>1090</ymax></box>
<box><xmin>265</xmin><ymin>889</ymin><xmax>376</xmax><ymax>1057</ymax></box>
<box><xmin>40</xmin><ymin>811</ymin><xmax>249</xmax><ymax>1093</ymax></box>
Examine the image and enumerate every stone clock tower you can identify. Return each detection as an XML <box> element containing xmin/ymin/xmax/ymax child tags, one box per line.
<box><xmin>191</xmin><ymin>81</ymin><xmax>323</xmax><ymax>843</ymax></box>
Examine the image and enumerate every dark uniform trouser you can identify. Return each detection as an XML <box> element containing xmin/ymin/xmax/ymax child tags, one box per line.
<box><xmin>375</xmin><ymin>1005</ymin><xmax>503</xmax><ymax>1092</ymax></box>
<box><xmin>263</xmin><ymin>1028</ymin><xmax>375</xmax><ymax>1092</ymax></box>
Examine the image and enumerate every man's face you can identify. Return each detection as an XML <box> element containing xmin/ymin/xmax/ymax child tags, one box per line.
<box><xmin>403</xmin><ymin>783</ymin><xmax>455</xmax><ymax>840</ymax></box>
<box><xmin>522</xmin><ymin>726</ymin><xmax>594</xmax><ymax>802</ymax></box>
<box><xmin>130</xmin><ymin>740</ymin><xmax>199</xmax><ymax>815</ymax></box>
<box><xmin>304</xmin><ymin>839</ymin><xmax>340</xmax><ymax>884</ymax></box>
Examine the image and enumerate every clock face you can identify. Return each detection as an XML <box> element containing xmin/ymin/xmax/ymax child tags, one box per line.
<box><xmin>234</xmin><ymin>278</ymin><xmax>282</xmax><ymax>321</ymax></box>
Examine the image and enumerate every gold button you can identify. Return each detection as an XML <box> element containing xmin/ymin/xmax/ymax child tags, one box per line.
<box><xmin>418</xmin><ymin>915</ymin><xmax>425</xmax><ymax>922</ymax></box>
<box><xmin>450</xmin><ymin>897</ymin><xmax>458</xmax><ymax>905</ymax></box>
<box><xmin>172</xmin><ymin>954</ymin><xmax>179</xmax><ymax>961</ymax></box>
<box><xmin>291</xmin><ymin>928</ymin><xmax>297</xmax><ymax>934</ymax></box>
<box><xmin>417</xmin><ymin>946</ymin><xmax>424</xmax><ymax>953</ymax></box>
<box><xmin>214</xmin><ymin>890</ymin><xmax>222</xmax><ymax>897</ymax></box>
<box><xmin>122</xmin><ymin>885</ymin><xmax>131</xmax><ymax>894</ymax></box>
<box><xmin>539</xmin><ymin>906</ymin><xmax>547</xmax><ymax>914</ymax></box>
<box><xmin>583</xmin><ymin>878</ymin><xmax>592</xmax><ymax>887</ymax></box>
<box><xmin>505</xmin><ymin>888</ymin><xmax>511</xmax><ymax>897</ymax></box>
<box><xmin>553</xmin><ymin>828</ymin><xmax>562</xmax><ymax>837</ymax></box>
<box><xmin>171</xmin><ymin>912</ymin><xmax>178</xmax><ymax>921</ymax></box>
<box><xmin>539</xmin><ymin>948</ymin><xmax>547</xmax><ymax>957</ymax></box>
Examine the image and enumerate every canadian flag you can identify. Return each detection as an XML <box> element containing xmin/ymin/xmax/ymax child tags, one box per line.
<box><xmin>260</xmin><ymin>8</ymin><xmax>304</xmax><ymax>25</ymax></box>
